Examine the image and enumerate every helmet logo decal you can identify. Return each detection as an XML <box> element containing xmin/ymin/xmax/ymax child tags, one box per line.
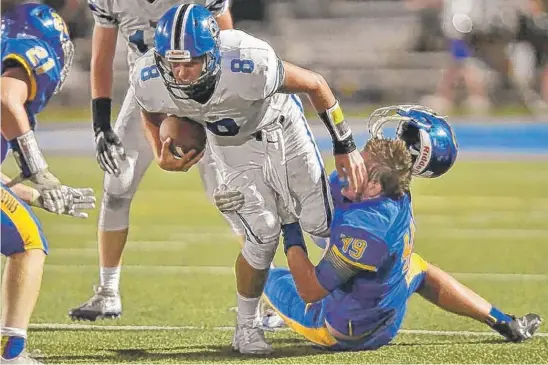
<box><xmin>413</xmin><ymin>129</ymin><xmax>432</xmax><ymax>175</ymax></box>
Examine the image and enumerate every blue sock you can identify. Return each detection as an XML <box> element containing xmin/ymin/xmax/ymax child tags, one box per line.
<box><xmin>1</xmin><ymin>335</ymin><xmax>26</xmax><ymax>360</ymax></box>
<box><xmin>486</xmin><ymin>306</ymin><xmax>513</xmax><ymax>327</ymax></box>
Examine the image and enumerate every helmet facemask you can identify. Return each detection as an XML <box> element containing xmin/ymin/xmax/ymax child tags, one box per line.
<box><xmin>54</xmin><ymin>38</ymin><xmax>74</xmax><ymax>94</ymax></box>
<box><xmin>154</xmin><ymin>49</ymin><xmax>220</xmax><ymax>100</ymax></box>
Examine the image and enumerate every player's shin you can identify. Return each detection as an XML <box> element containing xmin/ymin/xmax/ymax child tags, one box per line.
<box><xmin>418</xmin><ymin>264</ymin><xmax>543</xmax><ymax>341</ymax></box>
<box><xmin>235</xmin><ymin>253</ymin><xmax>268</xmax><ymax>323</ymax></box>
<box><xmin>417</xmin><ymin>264</ymin><xmax>494</xmax><ymax>323</ymax></box>
<box><xmin>1</xmin><ymin>250</ymin><xmax>45</xmax><ymax>359</ymax></box>
<box><xmin>417</xmin><ymin>263</ymin><xmax>529</xmax><ymax>335</ymax></box>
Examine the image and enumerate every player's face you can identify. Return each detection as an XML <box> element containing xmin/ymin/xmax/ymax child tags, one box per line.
<box><xmin>170</xmin><ymin>57</ymin><xmax>205</xmax><ymax>85</ymax></box>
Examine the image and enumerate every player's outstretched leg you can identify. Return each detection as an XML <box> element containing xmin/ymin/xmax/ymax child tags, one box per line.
<box><xmin>418</xmin><ymin>263</ymin><xmax>543</xmax><ymax>342</ymax></box>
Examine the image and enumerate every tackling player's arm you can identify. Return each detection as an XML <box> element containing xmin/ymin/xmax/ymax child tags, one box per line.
<box><xmin>284</xmin><ymin>223</ymin><xmax>387</xmax><ymax>303</ymax></box>
<box><xmin>277</xmin><ymin>62</ymin><xmax>367</xmax><ymax>199</ymax></box>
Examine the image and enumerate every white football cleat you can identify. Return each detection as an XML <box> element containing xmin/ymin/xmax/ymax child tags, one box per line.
<box><xmin>232</xmin><ymin>322</ymin><xmax>273</xmax><ymax>355</ymax></box>
<box><xmin>260</xmin><ymin>309</ymin><xmax>286</xmax><ymax>331</ymax></box>
<box><xmin>68</xmin><ymin>285</ymin><xmax>122</xmax><ymax>321</ymax></box>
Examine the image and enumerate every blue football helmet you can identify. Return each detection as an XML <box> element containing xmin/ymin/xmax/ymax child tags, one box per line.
<box><xmin>368</xmin><ymin>105</ymin><xmax>458</xmax><ymax>178</ymax></box>
<box><xmin>154</xmin><ymin>4</ymin><xmax>221</xmax><ymax>99</ymax></box>
<box><xmin>1</xmin><ymin>3</ymin><xmax>74</xmax><ymax>94</ymax></box>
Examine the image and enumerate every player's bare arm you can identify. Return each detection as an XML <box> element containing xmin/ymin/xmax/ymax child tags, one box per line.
<box><xmin>279</xmin><ymin>61</ymin><xmax>368</xmax><ymax>199</ymax></box>
<box><xmin>1</xmin><ymin>67</ymin><xmax>33</xmax><ymax>139</ymax></box>
<box><xmin>91</xmin><ymin>24</ymin><xmax>127</xmax><ymax>176</ymax></box>
<box><xmin>214</xmin><ymin>8</ymin><xmax>233</xmax><ymax>29</ymax></box>
<box><xmin>140</xmin><ymin>110</ymin><xmax>202</xmax><ymax>172</ymax></box>
<box><xmin>0</xmin><ymin>172</ymin><xmax>37</xmax><ymax>205</ymax></box>
<box><xmin>286</xmin><ymin>246</ymin><xmax>329</xmax><ymax>303</ymax></box>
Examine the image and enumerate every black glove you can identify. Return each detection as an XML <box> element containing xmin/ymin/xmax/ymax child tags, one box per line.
<box><xmin>93</xmin><ymin>97</ymin><xmax>126</xmax><ymax>176</ymax></box>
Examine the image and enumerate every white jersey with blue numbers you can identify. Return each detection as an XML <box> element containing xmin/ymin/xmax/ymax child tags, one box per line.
<box><xmin>87</xmin><ymin>0</ymin><xmax>230</xmax><ymax>71</ymax></box>
<box><xmin>131</xmin><ymin>29</ymin><xmax>300</xmax><ymax>144</ymax></box>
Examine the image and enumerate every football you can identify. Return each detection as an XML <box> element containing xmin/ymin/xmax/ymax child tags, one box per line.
<box><xmin>159</xmin><ymin>115</ymin><xmax>207</xmax><ymax>158</ymax></box>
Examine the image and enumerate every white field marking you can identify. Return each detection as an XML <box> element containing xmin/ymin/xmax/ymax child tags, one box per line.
<box><xmin>27</xmin><ymin>323</ymin><xmax>548</xmax><ymax>338</ymax></box>
<box><xmin>55</xmin><ymin>224</ymin><xmax>236</xmax><ymax>237</ymax></box>
<box><xmin>42</xmin><ymin>264</ymin><xmax>548</xmax><ymax>281</ymax></box>
<box><xmin>51</xmin><ymin>242</ymin><xmax>189</xmax><ymax>255</ymax></box>
<box><xmin>44</xmin><ymin>264</ymin><xmax>235</xmax><ymax>275</ymax></box>
<box><xmin>416</xmin><ymin>197</ymin><xmax>548</xmax><ymax>212</ymax></box>
<box><xmin>418</xmin><ymin>228</ymin><xmax>548</xmax><ymax>239</ymax></box>
<box><xmin>418</xmin><ymin>211</ymin><xmax>548</xmax><ymax>224</ymax></box>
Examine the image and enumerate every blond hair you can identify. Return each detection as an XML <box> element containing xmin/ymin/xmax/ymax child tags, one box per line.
<box><xmin>363</xmin><ymin>138</ymin><xmax>413</xmax><ymax>198</ymax></box>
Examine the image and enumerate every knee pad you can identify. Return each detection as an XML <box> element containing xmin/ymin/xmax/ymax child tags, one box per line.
<box><xmin>241</xmin><ymin>237</ymin><xmax>279</xmax><ymax>270</ymax></box>
<box><xmin>98</xmin><ymin>193</ymin><xmax>132</xmax><ymax>231</ymax></box>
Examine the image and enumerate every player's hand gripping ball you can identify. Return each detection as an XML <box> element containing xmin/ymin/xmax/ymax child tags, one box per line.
<box><xmin>158</xmin><ymin>116</ymin><xmax>207</xmax><ymax>172</ymax></box>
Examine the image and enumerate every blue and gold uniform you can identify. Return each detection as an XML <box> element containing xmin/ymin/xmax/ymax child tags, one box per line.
<box><xmin>0</xmin><ymin>3</ymin><xmax>70</xmax><ymax>257</ymax></box>
<box><xmin>264</xmin><ymin>171</ymin><xmax>428</xmax><ymax>350</ymax></box>
<box><xmin>1</xmin><ymin>37</ymin><xmax>62</xmax><ymax>124</ymax></box>
<box><xmin>1</xmin><ymin>138</ymin><xmax>48</xmax><ymax>257</ymax></box>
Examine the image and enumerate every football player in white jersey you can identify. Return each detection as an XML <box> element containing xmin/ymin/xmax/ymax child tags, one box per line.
<box><xmin>131</xmin><ymin>4</ymin><xmax>368</xmax><ymax>354</ymax></box>
<box><xmin>68</xmin><ymin>0</ymin><xmax>234</xmax><ymax>321</ymax></box>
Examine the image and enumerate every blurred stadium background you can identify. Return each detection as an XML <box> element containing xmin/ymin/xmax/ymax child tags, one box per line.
<box><xmin>8</xmin><ymin>0</ymin><xmax>548</xmax><ymax>114</ymax></box>
<box><xmin>2</xmin><ymin>0</ymin><xmax>548</xmax><ymax>363</ymax></box>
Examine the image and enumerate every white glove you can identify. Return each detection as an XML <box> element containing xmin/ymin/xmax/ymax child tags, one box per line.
<box><xmin>213</xmin><ymin>184</ymin><xmax>244</xmax><ymax>213</ymax></box>
<box><xmin>32</xmin><ymin>185</ymin><xmax>96</xmax><ymax>218</ymax></box>
<box><xmin>28</xmin><ymin>169</ymin><xmax>66</xmax><ymax>214</ymax></box>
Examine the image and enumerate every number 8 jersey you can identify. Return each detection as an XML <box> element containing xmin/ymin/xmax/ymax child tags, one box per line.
<box><xmin>87</xmin><ymin>0</ymin><xmax>230</xmax><ymax>72</ymax></box>
<box><xmin>130</xmin><ymin>29</ymin><xmax>301</xmax><ymax>144</ymax></box>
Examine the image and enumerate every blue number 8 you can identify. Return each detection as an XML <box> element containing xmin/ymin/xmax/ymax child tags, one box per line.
<box><xmin>140</xmin><ymin>66</ymin><xmax>160</xmax><ymax>81</ymax></box>
<box><xmin>206</xmin><ymin>118</ymin><xmax>240</xmax><ymax>136</ymax></box>
<box><xmin>230</xmin><ymin>59</ymin><xmax>255</xmax><ymax>74</ymax></box>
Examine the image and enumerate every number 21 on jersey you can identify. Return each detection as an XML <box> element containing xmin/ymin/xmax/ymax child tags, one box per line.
<box><xmin>26</xmin><ymin>46</ymin><xmax>55</xmax><ymax>74</ymax></box>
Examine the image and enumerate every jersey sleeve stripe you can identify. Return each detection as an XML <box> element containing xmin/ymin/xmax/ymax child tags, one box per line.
<box><xmin>331</xmin><ymin>245</ymin><xmax>378</xmax><ymax>272</ymax></box>
<box><xmin>267</xmin><ymin>58</ymin><xmax>285</xmax><ymax>98</ymax></box>
<box><xmin>3</xmin><ymin>54</ymin><xmax>37</xmax><ymax>101</ymax></box>
<box><xmin>87</xmin><ymin>0</ymin><xmax>118</xmax><ymax>25</ymax></box>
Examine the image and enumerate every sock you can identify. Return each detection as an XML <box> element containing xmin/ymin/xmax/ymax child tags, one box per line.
<box><xmin>1</xmin><ymin>327</ymin><xmax>26</xmax><ymax>360</ymax></box>
<box><xmin>486</xmin><ymin>306</ymin><xmax>513</xmax><ymax>328</ymax></box>
<box><xmin>237</xmin><ymin>293</ymin><xmax>260</xmax><ymax>326</ymax></box>
<box><xmin>100</xmin><ymin>266</ymin><xmax>121</xmax><ymax>292</ymax></box>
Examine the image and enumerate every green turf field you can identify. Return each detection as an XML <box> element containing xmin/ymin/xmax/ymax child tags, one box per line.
<box><xmin>2</xmin><ymin>157</ymin><xmax>548</xmax><ymax>364</ymax></box>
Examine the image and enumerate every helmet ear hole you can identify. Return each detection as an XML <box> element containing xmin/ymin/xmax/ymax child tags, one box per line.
<box><xmin>397</xmin><ymin>123</ymin><xmax>421</xmax><ymax>158</ymax></box>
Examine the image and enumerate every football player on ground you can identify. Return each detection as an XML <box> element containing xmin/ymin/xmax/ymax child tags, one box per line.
<box><xmin>1</xmin><ymin>4</ymin><xmax>95</xmax><ymax>363</ymax></box>
<box><xmin>68</xmin><ymin>0</ymin><xmax>235</xmax><ymax>322</ymax></box>
<box><xmin>130</xmin><ymin>4</ymin><xmax>368</xmax><ymax>354</ymax></box>
<box><xmin>217</xmin><ymin>106</ymin><xmax>543</xmax><ymax>351</ymax></box>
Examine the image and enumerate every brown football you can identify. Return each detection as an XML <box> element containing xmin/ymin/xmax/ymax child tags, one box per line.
<box><xmin>159</xmin><ymin>115</ymin><xmax>206</xmax><ymax>158</ymax></box>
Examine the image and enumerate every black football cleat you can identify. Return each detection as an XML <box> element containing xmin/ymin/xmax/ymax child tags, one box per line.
<box><xmin>493</xmin><ymin>313</ymin><xmax>543</xmax><ymax>343</ymax></box>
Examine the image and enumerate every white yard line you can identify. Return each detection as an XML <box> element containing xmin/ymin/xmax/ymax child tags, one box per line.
<box><xmin>28</xmin><ymin>323</ymin><xmax>548</xmax><ymax>337</ymax></box>
<box><xmin>43</xmin><ymin>264</ymin><xmax>548</xmax><ymax>281</ymax></box>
